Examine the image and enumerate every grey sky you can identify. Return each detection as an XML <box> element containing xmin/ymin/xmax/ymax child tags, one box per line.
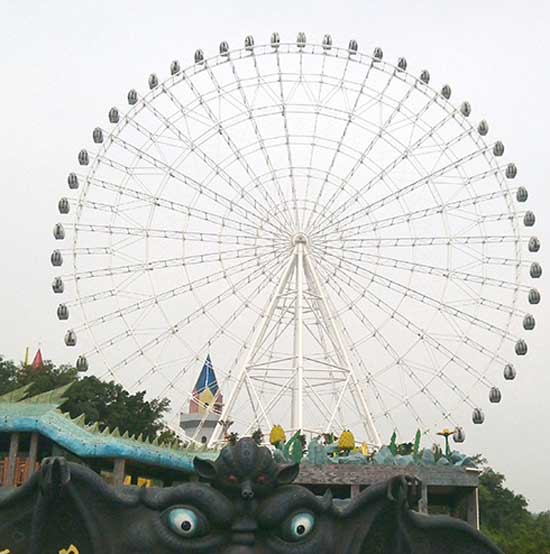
<box><xmin>1</xmin><ymin>1</ymin><xmax>549</xmax><ymax>510</ymax></box>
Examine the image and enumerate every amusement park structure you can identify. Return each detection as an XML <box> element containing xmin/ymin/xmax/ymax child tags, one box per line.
<box><xmin>50</xmin><ymin>32</ymin><xmax>540</xmax><ymax>448</ymax></box>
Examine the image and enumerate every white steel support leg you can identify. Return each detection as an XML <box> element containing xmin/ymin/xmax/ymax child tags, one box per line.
<box><xmin>293</xmin><ymin>242</ymin><xmax>305</xmax><ymax>431</ymax></box>
<box><xmin>304</xmin><ymin>248</ymin><xmax>381</xmax><ymax>446</ymax></box>
<box><xmin>208</xmin><ymin>251</ymin><xmax>297</xmax><ymax>446</ymax></box>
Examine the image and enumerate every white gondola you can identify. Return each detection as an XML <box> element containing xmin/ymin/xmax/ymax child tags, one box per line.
<box><xmin>472</xmin><ymin>408</ymin><xmax>485</xmax><ymax>424</ymax></box>
<box><xmin>148</xmin><ymin>73</ymin><xmax>159</xmax><ymax>89</ymax></box>
<box><xmin>58</xmin><ymin>198</ymin><xmax>70</xmax><ymax>214</ymax></box>
<box><xmin>530</xmin><ymin>262</ymin><xmax>542</xmax><ymax>278</ymax></box>
<box><xmin>373</xmin><ymin>47</ymin><xmax>383</xmax><ymax>60</ymax></box>
<box><xmin>57</xmin><ymin>304</ymin><xmax>69</xmax><ymax>320</ymax></box>
<box><xmin>322</xmin><ymin>34</ymin><xmax>332</xmax><ymax>50</ymax></box>
<box><xmin>194</xmin><ymin>50</ymin><xmax>205</xmax><ymax>64</ymax></box>
<box><xmin>506</xmin><ymin>163</ymin><xmax>517</xmax><ymax>179</ymax></box>
<box><xmin>460</xmin><ymin>101</ymin><xmax>471</xmax><ymax>117</ymax></box>
<box><xmin>441</xmin><ymin>84</ymin><xmax>451</xmax><ymax>99</ymax></box>
<box><xmin>528</xmin><ymin>288</ymin><xmax>541</xmax><ymax>304</ymax></box>
<box><xmin>128</xmin><ymin>89</ymin><xmax>138</xmax><ymax>105</ymax></box>
<box><xmin>453</xmin><ymin>426</ymin><xmax>466</xmax><ymax>443</ymax></box>
<box><xmin>67</xmin><ymin>172</ymin><xmax>78</xmax><ymax>189</ymax></box>
<box><xmin>516</xmin><ymin>186</ymin><xmax>528</xmax><ymax>202</ymax></box>
<box><xmin>76</xmin><ymin>355</ymin><xmax>89</xmax><ymax>372</ymax></box>
<box><xmin>219</xmin><ymin>42</ymin><xmax>230</xmax><ymax>56</ymax></box>
<box><xmin>52</xmin><ymin>277</ymin><xmax>64</xmax><ymax>294</ymax></box>
<box><xmin>108</xmin><ymin>107</ymin><xmax>119</xmax><ymax>124</ymax></box>
<box><xmin>528</xmin><ymin>237</ymin><xmax>540</xmax><ymax>252</ymax></box>
<box><xmin>53</xmin><ymin>223</ymin><xmax>65</xmax><ymax>240</ymax></box>
<box><xmin>523</xmin><ymin>313</ymin><xmax>535</xmax><ymax>330</ymax></box>
<box><xmin>515</xmin><ymin>339</ymin><xmax>528</xmax><ymax>356</ymax></box>
<box><xmin>348</xmin><ymin>39</ymin><xmax>358</xmax><ymax>54</ymax></box>
<box><xmin>92</xmin><ymin>127</ymin><xmax>103</xmax><ymax>144</ymax></box>
<box><xmin>419</xmin><ymin>69</ymin><xmax>430</xmax><ymax>84</ymax></box>
<box><xmin>170</xmin><ymin>60</ymin><xmax>181</xmax><ymax>74</ymax></box>
<box><xmin>493</xmin><ymin>141</ymin><xmax>505</xmax><ymax>156</ymax></box>
<box><xmin>78</xmin><ymin>149</ymin><xmax>89</xmax><ymax>166</ymax></box>
<box><xmin>524</xmin><ymin>211</ymin><xmax>536</xmax><ymax>227</ymax></box>
<box><xmin>397</xmin><ymin>57</ymin><xmax>407</xmax><ymax>71</ymax></box>
<box><xmin>244</xmin><ymin>35</ymin><xmax>254</xmax><ymax>51</ymax></box>
<box><xmin>270</xmin><ymin>33</ymin><xmax>280</xmax><ymax>49</ymax></box>
<box><xmin>478</xmin><ymin>120</ymin><xmax>489</xmax><ymax>135</ymax></box>
<box><xmin>65</xmin><ymin>330</ymin><xmax>77</xmax><ymax>347</ymax></box>
<box><xmin>503</xmin><ymin>363</ymin><xmax>516</xmax><ymax>380</ymax></box>
<box><xmin>489</xmin><ymin>387</ymin><xmax>502</xmax><ymax>403</ymax></box>
<box><xmin>51</xmin><ymin>250</ymin><xmax>63</xmax><ymax>267</ymax></box>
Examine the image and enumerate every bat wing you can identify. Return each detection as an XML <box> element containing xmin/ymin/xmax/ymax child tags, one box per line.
<box><xmin>0</xmin><ymin>457</ymin><xmax>140</xmax><ymax>554</ymax></box>
<box><xmin>336</xmin><ymin>476</ymin><xmax>502</xmax><ymax>554</ymax></box>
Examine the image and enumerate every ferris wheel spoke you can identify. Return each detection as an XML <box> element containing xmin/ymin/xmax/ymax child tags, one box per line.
<box><xmin>274</xmin><ymin>48</ymin><xmax>300</xmax><ymax>231</ymax></box>
<box><xmin>303</xmin><ymin>52</ymin><xmax>373</xmax><ymax>232</ymax></box>
<box><xmin>72</xmin><ymin>253</ymin><xmax>274</xmax><ymax>330</ymax></box>
<box><xmin>316</xmin><ymin>189</ymin><xmax>515</xmax><ymax>241</ymax></box>
<box><xmin>89</xmin><ymin>251</ymin><xmax>282</xmax><ymax>373</ymax></box>
<box><xmin>85</xmin><ymin>174</ymin><xmax>264</xmax><ymax>236</ymax></box>
<box><xmin>147</xmin><ymin>88</ymin><xmax>294</xmax><ymax>233</ymax></box>
<box><xmin>66</xmin><ymin>244</ymin><xmax>275</xmax><ymax>280</ymax></box>
<box><xmin>319</xmin><ymin>234</ymin><xmax>524</xmax><ymax>249</ymax></box>
<box><xmin>316</xmin><ymin>250</ymin><xmax>497</xmax><ymax>387</ymax></box>
<box><xmin>307</xmin><ymin>65</ymin><xmax>433</xmax><ymax>229</ymax></box>
<box><xmin>103</xmin><ymin>130</ymin><xmax>283</xmax><ymax>235</ymax></box>
<box><xmin>314</xmin><ymin>144</ymin><xmax>501</xmax><ymax>238</ymax></box>
<box><xmin>167</xmin><ymin>70</ymin><xmax>291</xmax><ymax>232</ymax></box>
<box><xmin>316</xmin><ymin>261</ymin><xmax>469</xmax><ymax>425</ymax></box>
<box><xmin>71</xmin><ymin>222</ymin><xmax>270</xmax><ymax>246</ymax></box>
<box><xmin>319</xmin><ymin>248</ymin><xmax>518</xmax><ymax>341</ymax></box>
<box><xmin>319</xmin><ymin>243</ymin><xmax>527</xmax><ymax>292</ymax></box>
<box><xmin>139</xmin><ymin>251</ymin><xmax>289</xmax><ymax>394</ymax></box>
<box><xmin>308</xmin><ymin>84</ymin><xmax>449</xmax><ymax>233</ymax></box>
<box><xmin>212</xmin><ymin>55</ymin><xmax>296</xmax><ymax>231</ymax></box>
<box><xmin>304</xmin><ymin>256</ymin><xmax>415</xmax><ymax>427</ymax></box>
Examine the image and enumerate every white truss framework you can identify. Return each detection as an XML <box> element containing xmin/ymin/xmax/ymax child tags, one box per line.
<box><xmin>211</xmin><ymin>234</ymin><xmax>381</xmax><ymax>445</ymax></box>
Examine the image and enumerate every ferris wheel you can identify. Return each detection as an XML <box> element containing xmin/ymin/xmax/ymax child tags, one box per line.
<box><xmin>51</xmin><ymin>32</ymin><xmax>540</xmax><ymax>447</ymax></box>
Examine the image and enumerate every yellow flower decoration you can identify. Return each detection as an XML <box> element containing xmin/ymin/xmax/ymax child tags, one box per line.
<box><xmin>269</xmin><ymin>424</ymin><xmax>286</xmax><ymax>446</ymax></box>
<box><xmin>338</xmin><ymin>430</ymin><xmax>355</xmax><ymax>451</ymax></box>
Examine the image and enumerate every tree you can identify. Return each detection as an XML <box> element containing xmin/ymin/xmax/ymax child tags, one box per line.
<box><xmin>0</xmin><ymin>356</ymin><xmax>172</xmax><ymax>441</ymax></box>
<box><xmin>477</xmin><ymin>460</ymin><xmax>550</xmax><ymax>554</ymax></box>
<box><xmin>0</xmin><ymin>356</ymin><xmax>19</xmax><ymax>395</ymax></box>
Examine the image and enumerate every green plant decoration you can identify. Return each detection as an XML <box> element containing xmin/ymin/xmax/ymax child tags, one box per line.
<box><xmin>283</xmin><ymin>431</ymin><xmax>305</xmax><ymax>463</ymax></box>
<box><xmin>413</xmin><ymin>429</ymin><xmax>421</xmax><ymax>459</ymax></box>
<box><xmin>389</xmin><ymin>431</ymin><xmax>398</xmax><ymax>455</ymax></box>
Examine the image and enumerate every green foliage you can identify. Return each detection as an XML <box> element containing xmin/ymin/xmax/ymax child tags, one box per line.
<box><xmin>478</xmin><ymin>462</ymin><xmax>550</xmax><ymax>553</ymax></box>
<box><xmin>413</xmin><ymin>429</ymin><xmax>421</xmax><ymax>459</ymax></box>
<box><xmin>282</xmin><ymin>431</ymin><xmax>305</xmax><ymax>463</ymax></box>
<box><xmin>0</xmin><ymin>356</ymin><xmax>171</xmax><ymax>441</ymax></box>
<box><xmin>389</xmin><ymin>431</ymin><xmax>397</xmax><ymax>455</ymax></box>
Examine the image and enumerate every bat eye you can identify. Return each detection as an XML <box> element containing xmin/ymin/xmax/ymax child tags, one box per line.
<box><xmin>282</xmin><ymin>511</ymin><xmax>315</xmax><ymax>541</ymax></box>
<box><xmin>165</xmin><ymin>507</ymin><xmax>208</xmax><ymax>538</ymax></box>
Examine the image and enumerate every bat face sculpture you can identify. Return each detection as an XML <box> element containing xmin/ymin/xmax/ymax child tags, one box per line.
<box><xmin>0</xmin><ymin>438</ymin><xmax>502</xmax><ymax>554</ymax></box>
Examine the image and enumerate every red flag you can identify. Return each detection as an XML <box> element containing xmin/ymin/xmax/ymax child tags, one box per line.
<box><xmin>31</xmin><ymin>349</ymin><xmax>43</xmax><ymax>370</ymax></box>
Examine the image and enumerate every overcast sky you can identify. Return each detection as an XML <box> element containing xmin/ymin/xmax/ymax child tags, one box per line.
<box><xmin>1</xmin><ymin>1</ymin><xmax>549</xmax><ymax>511</ymax></box>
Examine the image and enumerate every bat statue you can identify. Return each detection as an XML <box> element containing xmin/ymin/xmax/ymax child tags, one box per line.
<box><xmin>0</xmin><ymin>437</ymin><xmax>502</xmax><ymax>554</ymax></box>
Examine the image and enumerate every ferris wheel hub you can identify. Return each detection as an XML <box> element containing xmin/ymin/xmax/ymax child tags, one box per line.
<box><xmin>291</xmin><ymin>233</ymin><xmax>309</xmax><ymax>246</ymax></box>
